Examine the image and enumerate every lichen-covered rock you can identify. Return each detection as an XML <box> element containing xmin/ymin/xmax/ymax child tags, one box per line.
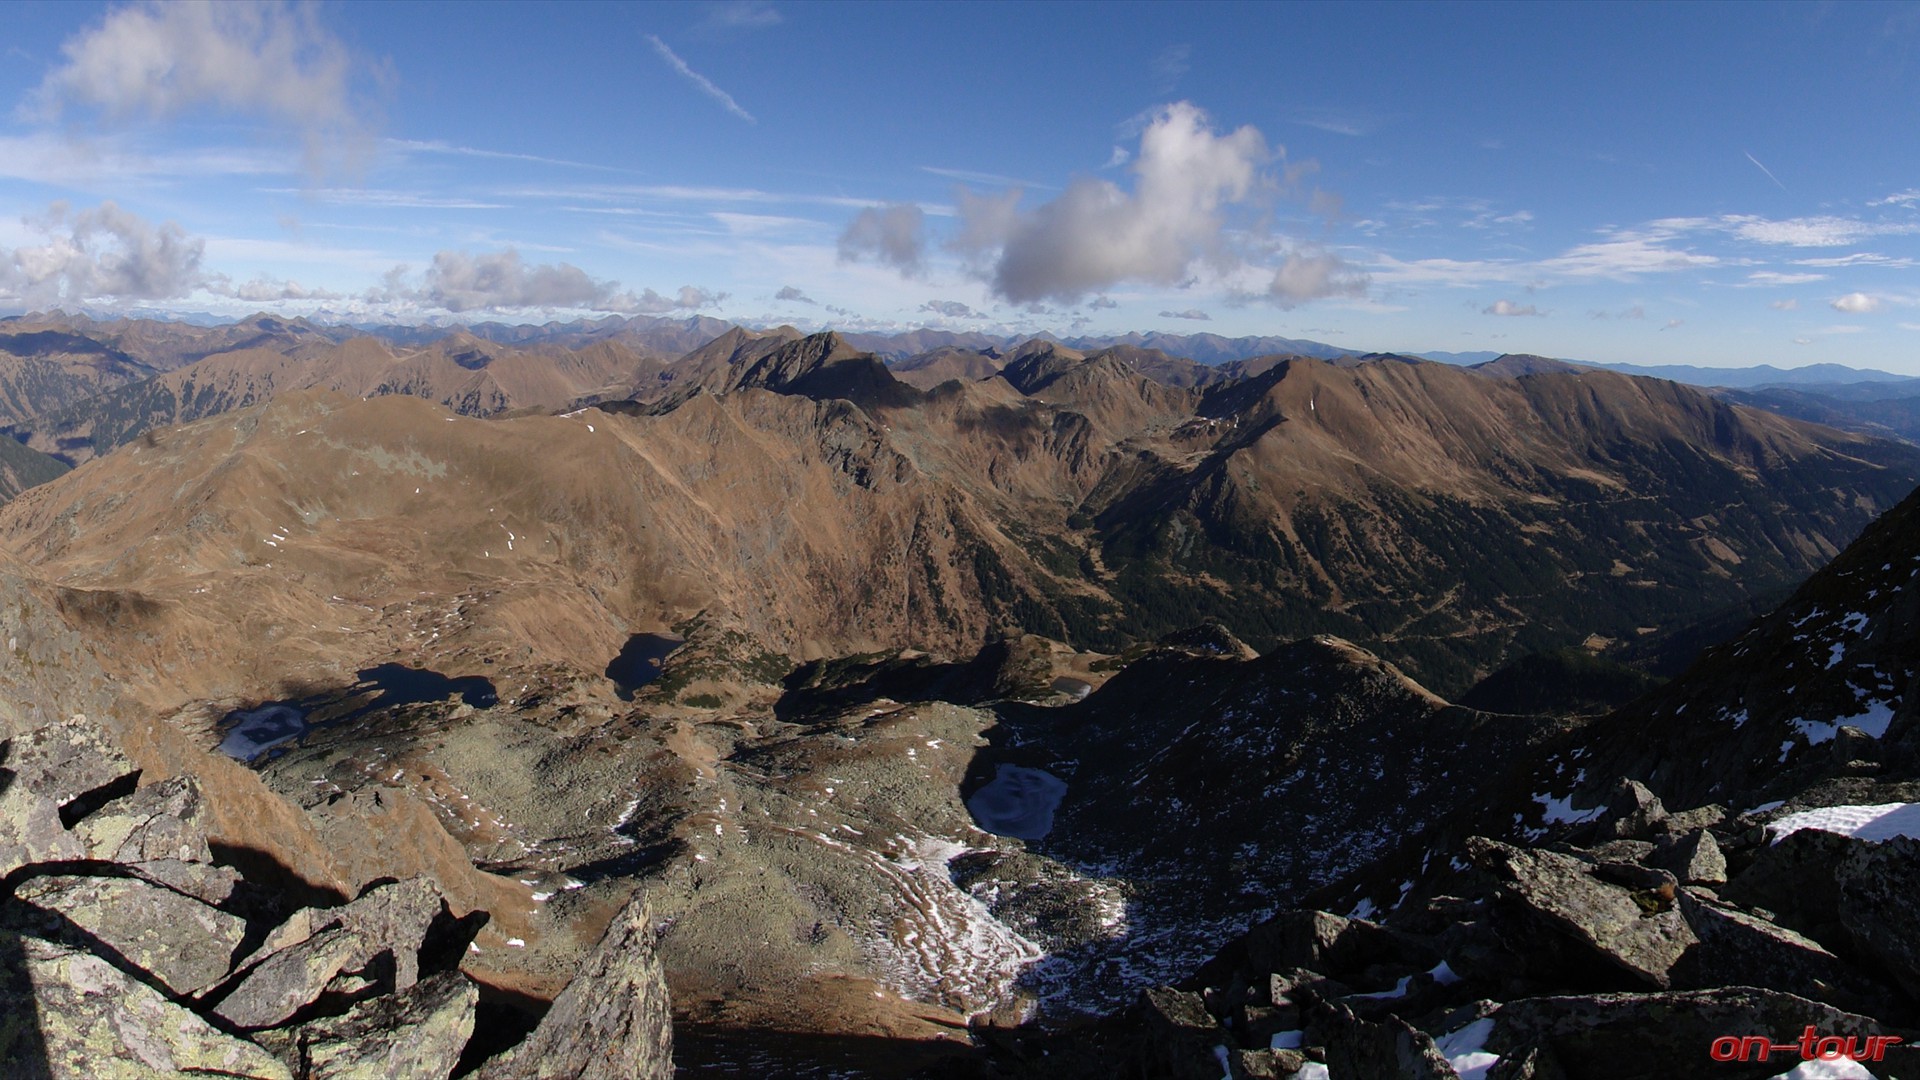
<box><xmin>0</xmin><ymin>930</ymin><xmax>290</xmax><ymax>1080</ymax></box>
<box><xmin>214</xmin><ymin>926</ymin><xmax>367</xmax><ymax>1030</ymax></box>
<box><xmin>1837</xmin><ymin>834</ymin><xmax>1920</xmax><ymax>1002</ymax></box>
<box><xmin>1467</xmin><ymin>837</ymin><xmax>1695</xmax><ymax>988</ymax></box>
<box><xmin>13</xmin><ymin>874</ymin><xmax>246</xmax><ymax>996</ymax></box>
<box><xmin>328</xmin><ymin>876</ymin><xmax>442</xmax><ymax>991</ymax></box>
<box><xmin>0</xmin><ymin>719</ymin><xmax>134</xmax><ymax>876</ymax></box>
<box><xmin>1132</xmin><ymin>987</ymin><xmax>1231</xmax><ymax>1080</ymax></box>
<box><xmin>1671</xmin><ymin>888</ymin><xmax>1894</xmax><ymax>1016</ymax></box>
<box><xmin>70</xmin><ymin>775</ymin><xmax>212</xmax><ymax>865</ymax></box>
<box><xmin>479</xmin><ymin>896</ymin><xmax>672</xmax><ymax>1080</ymax></box>
<box><xmin>1314</xmin><ymin>1001</ymin><xmax>1457</xmax><ymax>1079</ymax></box>
<box><xmin>1647</xmin><ymin>829</ymin><xmax>1726</xmax><ymax>886</ymax></box>
<box><xmin>1720</xmin><ymin>827</ymin><xmax>1855</xmax><ymax>947</ymax></box>
<box><xmin>1485</xmin><ymin>987</ymin><xmax>1920</xmax><ymax>1080</ymax></box>
<box><xmin>1592</xmin><ymin>780</ymin><xmax>1668</xmax><ymax>841</ymax></box>
<box><xmin>125</xmin><ymin>857</ymin><xmax>243</xmax><ymax>907</ymax></box>
<box><xmin>1243</xmin><ymin>910</ymin><xmax>1434</xmax><ymax>983</ymax></box>
<box><xmin>297</xmin><ymin>971</ymin><xmax>477</xmax><ymax>1079</ymax></box>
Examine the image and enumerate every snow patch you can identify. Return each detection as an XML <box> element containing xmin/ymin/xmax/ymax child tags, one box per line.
<box><xmin>1436</xmin><ymin>1018</ymin><xmax>1501</xmax><ymax>1080</ymax></box>
<box><xmin>1535</xmin><ymin>790</ymin><xmax>1603</xmax><ymax>825</ymax></box>
<box><xmin>1768</xmin><ymin>803</ymin><xmax>1920</xmax><ymax>845</ymax></box>
<box><xmin>1792</xmin><ymin>701</ymin><xmax>1896</xmax><ymax>746</ymax></box>
<box><xmin>1769</xmin><ymin>1058</ymin><xmax>1878</xmax><ymax>1079</ymax></box>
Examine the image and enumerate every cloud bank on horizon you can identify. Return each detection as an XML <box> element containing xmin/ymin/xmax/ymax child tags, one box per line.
<box><xmin>5</xmin><ymin>1</ymin><xmax>1920</xmax><ymax>370</ymax></box>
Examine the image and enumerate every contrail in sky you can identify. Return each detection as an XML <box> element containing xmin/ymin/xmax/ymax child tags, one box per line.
<box><xmin>648</xmin><ymin>35</ymin><xmax>756</xmax><ymax>124</ymax></box>
<box><xmin>1745</xmin><ymin>151</ymin><xmax>1786</xmax><ymax>191</ymax></box>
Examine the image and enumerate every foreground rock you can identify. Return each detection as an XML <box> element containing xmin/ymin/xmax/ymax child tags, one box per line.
<box><xmin>480</xmin><ymin>895</ymin><xmax>673</xmax><ymax>1080</ymax></box>
<box><xmin>0</xmin><ymin>713</ymin><xmax>670</xmax><ymax>1079</ymax></box>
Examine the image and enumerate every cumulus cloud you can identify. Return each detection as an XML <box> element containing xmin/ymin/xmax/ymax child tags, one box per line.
<box><xmin>1158</xmin><ymin>308</ymin><xmax>1211</xmax><ymax>321</ymax></box>
<box><xmin>1483</xmin><ymin>299</ymin><xmax>1541</xmax><ymax>317</ymax></box>
<box><xmin>1769</xmin><ymin>298</ymin><xmax>1799</xmax><ymax>311</ymax></box>
<box><xmin>207</xmin><ymin>276</ymin><xmax>342</xmax><ymax>302</ymax></box>
<box><xmin>1662</xmin><ymin>318</ymin><xmax>1684</xmax><ymax>330</ymax></box>
<box><xmin>627</xmin><ymin>285</ymin><xmax>728</xmax><ymax>314</ymax></box>
<box><xmin>1831</xmin><ymin>292</ymin><xmax>1881</xmax><ymax>314</ymax></box>
<box><xmin>27</xmin><ymin>1</ymin><xmax>376</xmax><ymax>175</ymax></box>
<box><xmin>919</xmin><ymin>299</ymin><xmax>975</xmax><ymax>318</ymax></box>
<box><xmin>838</xmin><ymin>203</ymin><xmax>926</xmax><ymax>274</ymax></box>
<box><xmin>774</xmin><ymin>285</ymin><xmax>815</xmax><ymax>305</ymax></box>
<box><xmin>1085</xmin><ymin>295</ymin><xmax>1118</xmax><ymax>309</ymax></box>
<box><xmin>0</xmin><ymin>201</ymin><xmax>205</xmax><ymax>304</ymax></box>
<box><xmin>960</xmin><ymin>102</ymin><xmax>1266</xmax><ymax>304</ymax></box>
<box><xmin>647</xmin><ymin>35</ymin><xmax>755</xmax><ymax>123</ymax></box>
<box><xmin>1270</xmin><ymin>250</ymin><xmax>1367</xmax><ymax>307</ymax></box>
<box><xmin>388</xmin><ymin>249</ymin><xmax>725</xmax><ymax>314</ymax></box>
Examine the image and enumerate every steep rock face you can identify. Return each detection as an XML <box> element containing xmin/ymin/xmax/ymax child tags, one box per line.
<box><xmin>1526</xmin><ymin>480</ymin><xmax>1920</xmax><ymax>822</ymax></box>
<box><xmin>480</xmin><ymin>895</ymin><xmax>672</xmax><ymax>1080</ymax></box>
<box><xmin>1033</xmin><ymin>480</ymin><xmax>1920</xmax><ymax>1080</ymax></box>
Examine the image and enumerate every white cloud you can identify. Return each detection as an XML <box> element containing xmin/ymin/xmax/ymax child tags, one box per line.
<box><xmin>1725</xmin><ymin>214</ymin><xmax>1918</xmax><ymax>247</ymax></box>
<box><xmin>1371</xmin><ymin>219</ymin><xmax>1719</xmax><ymax>288</ymax></box>
<box><xmin>260</xmin><ymin>187</ymin><xmax>507</xmax><ymax>210</ymax></box>
<box><xmin>1793</xmin><ymin>252</ymin><xmax>1918</xmax><ymax>269</ymax></box>
<box><xmin>920</xmin><ymin>299</ymin><xmax>975</xmax><ymax>318</ymax></box>
<box><xmin>1483</xmin><ymin>299</ymin><xmax>1541</xmax><ymax>317</ymax></box>
<box><xmin>0</xmin><ymin>201</ymin><xmax>205</xmax><ymax>304</ymax></box>
<box><xmin>208</xmin><ymin>276</ymin><xmax>342</xmax><ymax>303</ymax></box>
<box><xmin>960</xmin><ymin>102</ymin><xmax>1268</xmax><ymax>304</ymax></box>
<box><xmin>1661</xmin><ymin>318</ymin><xmax>1684</xmax><ymax>330</ymax></box>
<box><xmin>1769</xmin><ymin>298</ymin><xmax>1799</xmax><ymax>311</ymax></box>
<box><xmin>696</xmin><ymin>1</ymin><xmax>783</xmax><ymax>31</ymax></box>
<box><xmin>647</xmin><ymin>35</ymin><xmax>755</xmax><ymax>123</ymax></box>
<box><xmin>1269</xmin><ymin>250</ymin><xmax>1368</xmax><ymax>307</ymax></box>
<box><xmin>1831</xmin><ymin>292</ymin><xmax>1882</xmax><ymax>314</ymax></box>
<box><xmin>1085</xmin><ymin>295</ymin><xmax>1118</xmax><ymax>309</ymax></box>
<box><xmin>1158</xmin><ymin>308</ymin><xmax>1211</xmax><ymax>321</ymax></box>
<box><xmin>27</xmin><ymin>1</ymin><xmax>375</xmax><ymax>175</ymax></box>
<box><xmin>838</xmin><ymin>203</ymin><xmax>926</xmax><ymax>275</ymax></box>
<box><xmin>1746</xmin><ymin>270</ymin><xmax>1825</xmax><ymax>286</ymax></box>
<box><xmin>1152</xmin><ymin>44</ymin><xmax>1192</xmax><ymax>94</ymax></box>
<box><xmin>392</xmin><ymin>248</ymin><xmax>727</xmax><ymax>314</ymax></box>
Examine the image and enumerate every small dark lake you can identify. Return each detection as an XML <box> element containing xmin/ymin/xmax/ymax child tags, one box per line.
<box><xmin>216</xmin><ymin>663</ymin><xmax>499</xmax><ymax>763</ymax></box>
<box><xmin>605</xmin><ymin>633</ymin><xmax>685</xmax><ymax>701</ymax></box>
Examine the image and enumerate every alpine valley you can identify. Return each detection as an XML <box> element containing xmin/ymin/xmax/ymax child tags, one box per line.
<box><xmin>4</xmin><ymin>309</ymin><xmax>1920</xmax><ymax>1080</ymax></box>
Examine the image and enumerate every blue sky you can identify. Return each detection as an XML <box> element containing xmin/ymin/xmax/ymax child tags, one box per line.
<box><xmin>7</xmin><ymin>1</ymin><xmax>1920</xmax><ymax>370</ymax></box>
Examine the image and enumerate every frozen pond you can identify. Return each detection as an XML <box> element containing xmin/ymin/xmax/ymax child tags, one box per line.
<box><xmin>215</xmin><ymin>663</ymin><xmax>498</xmax><ymax>763</ymax></box>
<box><xmin>966</xmin><ymin>764</ymin><xmax>1069</xmax><ymax>841</ymax></box>
<box><xmin>217</xmin><ymin>705</ymin><xmax>307</xmax><ymax>761</ymax></box>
